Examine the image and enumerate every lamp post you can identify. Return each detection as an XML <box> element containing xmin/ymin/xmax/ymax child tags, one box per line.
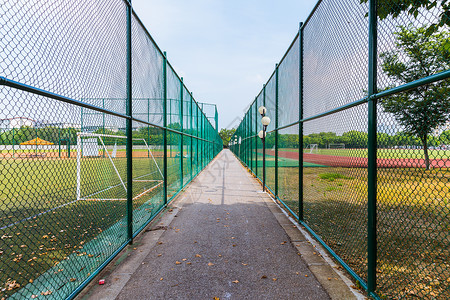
<box><xmin>258</xmin><ymin>106</ymin><xmax>270</xmax><ymax>192</ymax></box>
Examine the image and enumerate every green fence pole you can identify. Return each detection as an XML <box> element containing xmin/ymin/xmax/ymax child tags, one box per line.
<box><xmin>367</xmin><ymin>0</ymin><xmax>378</xmax><ymax>295</ymax></box>
<box><xmin>196</xmin><ymin>98</ymin><xmax>199</xmax><ymax>174</ymax></box>
<box><xmin>254</xmin><ymin>100</ymin><xmax>257</xmax><ymax>177</ymax></box>
<box><xmin>298</xmin><ymin>22</ymin><xmax>304</xmax><ymax>221</ymax></box>
<box><xmin>190</xmin><ymin>92</ymin><xmax>193</xmax><ymax>180</ymax></box>
<box><xmin>180</xmin><ymin>78</ymin><xmax>184</xmax><ymax>186</ymax></box>
<box><xmin>275</xmin><ymin>64</ymin><xmax>279</xmax><ymax>198</ymax></box>
<box><xmin>263</xmin><ymin>84</ymin><xmax>266</xmax><ymax>190</ymax></box>
<box><xmin>103</xmin><ymin>98</ymin><xmax>105</xmax><ymax>158</ymax></box>
<box><xmin>163</xmin><ymin>51</ymin><xmax>168</xmax><ymax>205</ymax></box>
<box><xmin>58</xmin><ymin>127</ymin><xmax>61</xmax><ymax>158</ymax></box>
<box><xmin>147</xmin><ymin>97</ymin><xmax>150</xmax><ymax>158</ymax></box>
<box><xmin>126</xmin><ymin>0</ymin><xmax>133</xmax><ymax>244</ymax></box>
<box><xmin>12</xmin><ymin>127</ymin><xmax>15</xmax><ymax>156</ymax></box>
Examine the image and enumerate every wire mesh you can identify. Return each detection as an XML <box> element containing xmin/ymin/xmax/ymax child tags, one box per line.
<box><xmin>230</xmin><ymin>0</ymin><xmax>449</xmax><ymax>298</ymax></box>
<box><xmin>0</xmin><ymin>1</ymin><xmax>221</xmax><ymax>299</ymax></box>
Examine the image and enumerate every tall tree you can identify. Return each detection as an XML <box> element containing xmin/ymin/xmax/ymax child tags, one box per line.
<box><xmin>361</xmin><ymin>0</ymin><xmax>449</xmax><ymax>35</ymax></box>
<box><xmin>219</xmin><ymin>128</ymin><xmax>236</xmax><ymax>147</ymax></box>
<box><xmin>380</xmin><ymin>26</ymin><xmax>449</xmax><ymax>169</ymax></box>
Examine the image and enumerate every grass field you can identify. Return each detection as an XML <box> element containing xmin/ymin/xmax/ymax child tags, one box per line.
<box><xmin>0</xmin><ymin>152</ymin><xmax>200</xmax><ymax>298</ymax></box>
<box><xmin>299</xmin><ymin>148</ymin><xmax>450</xmax><ymax>160</ymax></box>
<box><xmin>266</xmin><ymin>164</ymin><xmax>449</xmax><ymax>299</ymax></box>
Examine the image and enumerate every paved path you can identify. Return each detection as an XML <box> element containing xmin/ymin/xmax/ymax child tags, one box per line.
<box><xmin>82</xmin><ymin>150</ymin><xmax>333</xmax><ymax>299</ymax></box>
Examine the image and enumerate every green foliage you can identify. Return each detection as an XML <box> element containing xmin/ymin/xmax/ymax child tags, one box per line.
<box><xmin>360</xmin><ymin>0</ymin><xmax>449</xmax><ymax>35</ymax></box>
<box><xmin>380</xmin><ymin>26</ymin><xmax>450</xmax><ymax>168</ymax></box>
<box><xmin>319</xmin><ymin>172</ymin><xmax>354</xmax><ymax>181</ymax></box>
<box><xmin>219</xmin><ymin>128</ymin><xmax>236</xmax><ymax>146</ymax></box>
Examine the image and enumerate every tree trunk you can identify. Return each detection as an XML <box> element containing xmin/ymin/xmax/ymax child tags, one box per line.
<box><xmin>422</xmin><ymin>136</ymin><xmax>430</xmax><ymax>170</ymax></box>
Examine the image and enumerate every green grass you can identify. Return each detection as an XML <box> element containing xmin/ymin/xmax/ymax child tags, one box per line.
<box><xmin>0</xmin><ymin>153</ymin><xmax>200</xmax><ymax>298</ymax></box>
<box><xmin>269</xmin><ymin>165</ymin><xmax>449</xmax><ymax>299</ymax></box>
<box><xmin>303</xmin><ymin>148</ymin><xmax>450</xmax><ymax>160</ymax></box>
<box><xmin>318</xmin><ymin>172</ymin><xmax>354</xmax><ymax>181</ymax></box>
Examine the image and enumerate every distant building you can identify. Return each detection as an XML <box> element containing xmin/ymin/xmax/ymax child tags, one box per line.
<box><xmin>35</xmin><ymin>121</ymin><xmax>81</xmax><ymax>129</ymax></box>
<box><xmin>0</xmin><ymin>117</ymin><xmax>35</xmax><ymax>129</ymax></box>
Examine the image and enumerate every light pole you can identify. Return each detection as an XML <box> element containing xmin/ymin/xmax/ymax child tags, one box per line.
<box><xmin>258</xmin><ymin>106</ymin><xmax>270</xmax><ymax>192</ymax></box>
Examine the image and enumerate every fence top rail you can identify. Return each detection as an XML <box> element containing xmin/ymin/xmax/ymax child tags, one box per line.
<box><xmin>244</xmin><ymin>32</ymin><xmax>300</xmax><ymax>121</ymax></box>
<box><xmin>0</xmin><ymin>76</ymin><xmax>221</xmax><ymax>146</ymax></box>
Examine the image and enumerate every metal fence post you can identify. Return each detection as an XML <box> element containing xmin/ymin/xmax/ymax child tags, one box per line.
<box><xmin>263</xmin><ymin>84</ymin><xmax>266</xmax><ymax>190</ymax></box>
<box><xmin>275</xmin><ymin>64</ymin><xmax>279</xmax><ymax>198</ymax></box>
<box><xmin>298</xmin><ymin>22</ymin><xmax>304</xmax><ymax>221</ymax></box>
<box><xmin>163</xmin><ymin>51</ymin><xmax>168</xmax><ymax>205</ymax></box>
<box><xmin>180</xmin><ymin>78</ymin><xmax>184</xmax><ymax>186</ymax></box>
<box><xmin>190</xmin><ymin>92</ymin><xmax>193</xmax><ymax>180</ymax></box>
<box><xmin>255</xmin><ymin>100</ymin><xmax>258</xmax><ymax>177</ymax></box>
<box><xmin>126</xmin><ymin>0</ymin><xmax>133</xmax><ymax>243</ymax></box>
<box><xmin>367</xmin><ymin>0</ymin><xmax>378</xmax><ymax>294</ymax></box>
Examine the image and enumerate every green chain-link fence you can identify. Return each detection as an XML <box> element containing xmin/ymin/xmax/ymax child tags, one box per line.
<box><xmin>230</xmin><ymin>0</ymin><xmax>449</xmax><ymax>298</ymax></box>
<box><xmin>0</xmin><ymin>1</ymin><xmax>222</xmax><ymax>299</ymax></box>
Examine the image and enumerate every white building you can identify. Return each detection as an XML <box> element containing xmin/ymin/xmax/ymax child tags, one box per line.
<box><xmin>0</xmin><ymin>117</ymin><xmax>35</xmax><ymax>129</ymax></box>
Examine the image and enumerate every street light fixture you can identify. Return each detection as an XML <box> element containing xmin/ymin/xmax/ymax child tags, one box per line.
<box><xmin>258</xmin><ymin>106</ymin><xmax>270</xmax><ymax>192</ymax></box>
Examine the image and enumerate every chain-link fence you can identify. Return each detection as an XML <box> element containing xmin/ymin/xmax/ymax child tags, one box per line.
<box><xmin>0</xmin><ymin>1</ymin><xmax>222</xmax><ymax>299</ymax></box>
<box><xmin>230</xmin><ymin>0</ymin><xmax>449</xmax><ymax>298</ymax></box>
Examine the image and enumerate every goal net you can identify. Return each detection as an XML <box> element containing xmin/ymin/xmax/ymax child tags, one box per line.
<box><xmin>328</xmin><ymin>143</ymin><xmax>345</xmax><ymax>149</ymax></box>
<box><xmin>76</xmin><ymin>133</ymin><xmax>164</xmax><ymax>202</ymax></box>
<box><xmin>308</xmin><ymin>144</ymin><xmax>318</xmax><ymax>154</ymax></box>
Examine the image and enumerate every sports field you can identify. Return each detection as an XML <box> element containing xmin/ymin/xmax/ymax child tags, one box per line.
<box><xmin>0</xmin><ymin>152</ymin><xmax>194</xmax><ymax>298</ymax></box>
<box><xmin>264</xmin><ymin>163</ymin><xmax>450</xmax><ymax>299</ymax></box>
<box><xmin>263</xmin><ymin>148</ymin><xmax>450</xmax><ymax>168</ymax></box>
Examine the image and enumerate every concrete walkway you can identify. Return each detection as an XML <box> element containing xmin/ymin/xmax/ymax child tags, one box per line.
<box><xmin>79</xmin><ymin>150</ymin><xmax>358</xmax><ymax>300</ymax></box>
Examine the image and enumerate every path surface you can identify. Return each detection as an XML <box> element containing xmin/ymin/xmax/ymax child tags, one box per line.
<box><xmin>81</xmin><ymin>150</ymin><xmax>333</xmax><ymax>299</ymax></box>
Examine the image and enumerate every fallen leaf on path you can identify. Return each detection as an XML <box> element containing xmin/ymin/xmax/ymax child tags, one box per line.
<box><xmin>182</xmin><ymin>258</ymin><xmax>187</xmax><ymax>261</ymax></box>
<box><xmin>272</xmin><ymin>278</ymin><xmax>277</xmax><ymax>281</ymax></box>
<box><xmin>261</xmin><ymin>275</ymin><xmax>267</xmax><ymax>279</ymax></box>
<box><xmin>213</xmin><ymin>297</ymin><xmax>220</xmax><ymax>300</ymax></box>
<box><xmin>187</xmin><ymin>262</ymin><xmax>192</xmax><ymax>265</ymax></box>
<box><xmin>241</xmin><ymin>263</ymin><xmax>248</xmax><ymax>266</ymax></box>
<box><xmin>160</xmin><ymin>278</ymin><xmax>163</xmax><ymax>281</ymax></box>
<box><xmin>208</xmin><ymin>262</ymin><xmax>214</xmax><ymax>266</ymax></box>
<box><xmin>232</xmin><ymin>280</ymin><xmax>239</xmax><ymax>284</ymax></box>
<box><xmin>195</xmin><ymin>254</ymin><xmax>202</xmax><ymax>257</ymax></box>
<box><xmin>175</xmin><ymin>261</ymin><xmax>182</xmax><ymax>265</ymax></box>
<box><xmin>280</xmin><ymin>241</ymin><xmax>286</xmax><ymax>245</ymax></box>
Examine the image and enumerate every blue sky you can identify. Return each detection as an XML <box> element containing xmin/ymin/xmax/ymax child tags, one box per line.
<box><xmin>132</xmin><ymin>0</ymin><xmax>317</xmax><ymax>129</ymax></box>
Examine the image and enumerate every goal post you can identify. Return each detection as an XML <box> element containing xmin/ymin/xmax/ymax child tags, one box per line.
<box><xmin>307</xmin><ymin>144</ymin><xmax>318</xmax><ymax>154</ymax></box>
<box><xmin>328</xmin><ymin>143</ymin><xmax>345</xmax><ymax>149</ymax></box>
<box><xmin>76</xmin><ymin>132</ymin><xmax>164</xmax><ymax>202</ymax></box>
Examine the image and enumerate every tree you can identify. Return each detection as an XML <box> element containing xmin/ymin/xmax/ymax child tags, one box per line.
<box><xmin>380</xmin><ymin>26</ymin><xmax>450</xmax><ymax>169</ymax></box>
<box><xmin>219</xmin><ymin>128</ymin><xmax>236</xmax><ymax>147</ymax></box>
<box><xmin>361</xmin><ymin>0</ymin><xmax>449</xmax><ymax>35</ymax></box>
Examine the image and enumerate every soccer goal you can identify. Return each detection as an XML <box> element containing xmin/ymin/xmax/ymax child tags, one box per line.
<box><xmin>308</xmin><ymin>144</ymin><xmax>318</xmax><ymax>154</ymax></box>
<box><xmin>76</xmin><ymin>133</ymin><xmax>164</xmax><ymax>202</ymax></box>
<box><xmin>328</xmin><ymin>143</ymin><xmax>345</xmax><ymax>149</ymax></box>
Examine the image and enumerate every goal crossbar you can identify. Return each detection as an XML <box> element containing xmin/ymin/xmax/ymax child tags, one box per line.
<box><xmin>76</xmin><ymin>133</ymin><xmax>164</xmax><ymax>201</ymax></box>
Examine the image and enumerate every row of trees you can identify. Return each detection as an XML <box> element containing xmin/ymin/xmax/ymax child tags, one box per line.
<box><xmin>244</xmin><ymin>130</ymin><xmax>450</xmax><ymax>149</ymax></box>
<box><xmin>0</xmin><ymin>122</ymin><xmax>205</xmax><ymax>147</ymax></box>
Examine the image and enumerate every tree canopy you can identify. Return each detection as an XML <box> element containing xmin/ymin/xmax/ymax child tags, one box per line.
<box><xmin>380</xmin><ymin>25</ymin><xmax>450</xmax><ymax>168</ymax></box>
<box><xmin>219</xmin><ymin>128</ymin><xmax>236</xmax><ymax>147</ymax></box>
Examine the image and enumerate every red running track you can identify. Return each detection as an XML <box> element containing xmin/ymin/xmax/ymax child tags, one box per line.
<box><xmin>265</xmin><ymin>150</ymin><xmax>450</xmax><ymax>168</ymax></box>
